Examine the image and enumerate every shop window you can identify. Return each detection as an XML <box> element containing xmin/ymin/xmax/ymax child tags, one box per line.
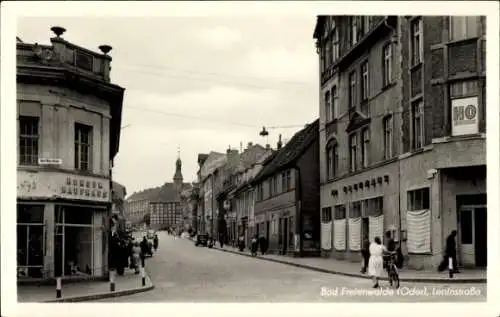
<box><xmin>407</xmin><ymin>188</ymin><xmax>430</xmax><ymax>211</ymax></box>
<box><xmin>321</xmin><ymin>207</ymin><xmax>332</xmax><ymax>223</ymax></box>
<box><xmin>17</xmin><ymin>205</ymin><xmax>45</xmax><ymax>278</ymax></box>
<box><xmin>350</xmin><ymin>201</ymin><xmax>362</xmax><ymax>218</ymax></box>
<box><xmin>334</xmin><ymin>205</ymin><xmax>346</xmax><ymax>219</ymax></box>
<box><xmin>19</xmin><ymin>116</ymin><xmax>39</xmax><ymax>166</ymax></box>
<box><xmin>54</xmin><ymin>206</ymin><xmax>99</xmax><ymax>277</ymax></box>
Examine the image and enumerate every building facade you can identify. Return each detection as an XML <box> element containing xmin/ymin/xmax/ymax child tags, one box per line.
<box><xmin>252</xmin><ymin>120</ymin><xmax>321</xmax><ymax>257</ymax></box>
<box><xmin>313</xmin><ymin>16</ymin><xmax>486</xmax><ymax>269</ymax></box>
<box><xmin>16</xmin><ymin>27</ymin><xmax>124</xmax><ymax>280</ymax></box>
<box><xmin>123</xmin><ymin>156</ymin><xmax>192</xmax><ymax>230</ymax></box>
<box><xmin>198</xmin><ymin>151</ymin><xmax>226</xmax><ymax>235</ymax></box>
<box><xmin>220</xmin><ymin>143</ymin><xmax>272</xmax><ymax>246</ymax></box>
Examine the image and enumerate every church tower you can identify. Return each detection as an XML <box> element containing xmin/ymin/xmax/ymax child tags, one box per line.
<box><xmin>173</xmin><ymin>147</ymin><xmax>184</xmax><ymax>190</ymax></box>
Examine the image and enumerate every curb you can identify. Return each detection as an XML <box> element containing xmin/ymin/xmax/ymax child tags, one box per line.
<box><xmin>214</xmin><ymin>247</ymin><xmax>486</xmax><ymax>284</ymax></box>
<box><xmin>42</xmin><ymin>276</ymin><xmax>155</xmax><ymax>303</ymax></box>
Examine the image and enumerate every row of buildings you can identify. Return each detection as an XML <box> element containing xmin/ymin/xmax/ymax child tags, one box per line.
<box><xmin>16</xmin><ymin>27</ymin><xmax>126</xmax><ymax>280</ymax></box>
<box><xmin>191</xmin><ymin>15</ymin><xmax>486</xmax><ymax>270</ymax></box>
<box><xmin>122</xmin><ymin>153</ymin><xmax>194</xmax><ymax>232</ymax></box>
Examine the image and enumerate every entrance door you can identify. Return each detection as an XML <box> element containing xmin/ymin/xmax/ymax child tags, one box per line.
<box><xmin>282</xmin><ymin>218</ymin><xmax>288</xmax><ymax>254</ymax></box>
<box><xmin>459</xmin><ymin>206</ymin><xmax>487</xmax><ymax>267</ymax></box>
<box><xmin>362</xmin><ymin>217</ymin><xmax>369</xmax><ymax>240</ymax></box>
<box><xmin>474</xmin><ymin>207</ymin><xmax>487</xmax><ymax>267</ymax></box>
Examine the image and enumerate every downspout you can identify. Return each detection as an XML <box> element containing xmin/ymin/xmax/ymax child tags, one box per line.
<box><xmin>295</xmin><ymin>165</ymin><xmax>303</xmax><ymax>257</ymax></box>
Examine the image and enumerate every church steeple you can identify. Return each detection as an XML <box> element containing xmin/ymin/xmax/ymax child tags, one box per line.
<box><xmin>173</xmin><ymin>147</ymin><xmax>183</xmax><ymax>188</ymax></box>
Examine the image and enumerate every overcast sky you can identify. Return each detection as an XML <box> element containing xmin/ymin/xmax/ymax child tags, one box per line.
<box><xmin>18</xmin><ymin>16</ymin><xmax>319</xmax><ymax>195</ymax></box>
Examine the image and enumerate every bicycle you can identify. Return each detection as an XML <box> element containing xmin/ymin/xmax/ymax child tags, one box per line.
<box><xmin>384</xmin><ymin>252</ymin><xmax>400</xmax><ymax>289</ymax></box>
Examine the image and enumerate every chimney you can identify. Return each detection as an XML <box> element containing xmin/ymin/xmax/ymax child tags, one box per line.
<box><xmin>247</xmin><ymin>142</ymin><xmax>253</xmax><ymax>149</ymax></box>
<box><xmin>266</xmin><ymin>144</ymin><xmax>271</xmax><ymax>150</ymax></box>
<box><xmin>277</xmin><ymin>134</ymin><xmax>283</xmax><ymax>150</ymax></box>
<box><xmin>227</xmin><ymin>145</ymin><xmax>231</xmax><ymax>154</ymax></box>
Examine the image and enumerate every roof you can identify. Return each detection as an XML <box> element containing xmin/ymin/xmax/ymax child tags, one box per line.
<box><xmin>252</xmin><ymin>119</ymin><xmax>319</xmax><ymax>184</ymax></box>
<box><xmin>313</xmin><ymin>16</ymin><xmax>326</xmax><ymax>39</ymax></box>
<box><xmin>112</xmin><ymin>181</ymin><xmax>127</xmax><ymax>201</ymax></box>
<box><xmin>126</xmin><ymin>182</ymin><xmax>192</xmax><ymax>203</ymax></box>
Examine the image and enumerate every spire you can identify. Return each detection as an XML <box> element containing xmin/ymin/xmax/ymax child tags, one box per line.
<box><xmin>173</xmin><ymin>146</ymin><xmax>183</xmax><ymax>187</ymax></box>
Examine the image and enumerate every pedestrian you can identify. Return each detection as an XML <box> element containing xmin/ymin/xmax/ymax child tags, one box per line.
<box><xmin>219</xmin><ymin>233</ymin><xmax>224</xmax><ymax>248</ymax></box>
<box><xmin>140</xmin><ymin>236</ymin><xmax>149</xmax><ymax>267</ymax></box>
<box><xmin>132</xmin><ymin>241</ymin><xmax>141</xmax><ymax>274</ymax></box>
<box><xmin>439</xmin><ymin>230</ymin><xmax>459</xmax><ymax>273</ymax></box>
<box><xmin>259</xmin><ymin>235</ymin><xmax>268</xmax><ymax>255</ymax></box>
<box><xmin>360</xmin><ymin>236</ymin><xmax>370</xmax><ymax>274</ymax></box>
<box><xmin>238</xmin><ymin>234</ymin><xmax>245</xmax><ymax>252</ymax></box>
<box><xmin>250</xmin><ymin>234</ymin><xmax>259</xmax><ymax>256</ymax></box>
<box><xmin>153</xmin><ymin>234</ymin><xmax>159</xmax><ymax>252</ymax></box>
<box><xmin>368</xmin><ymin>236</ymin><xmax>386</xmax><ymax>288</ymax></box>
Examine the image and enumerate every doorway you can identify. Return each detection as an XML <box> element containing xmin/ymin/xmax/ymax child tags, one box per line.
<box><xmin>361</xmin><ymin>217</ymin><xmax>369</xmax><ymax>241</ymax></box>
<box><xmin>266</xmin><ymin>221</ymin><xmax>270</xmax><ymax>239</ymax></box>
<box><xmin>282</xmin><ymin>218</ymin><xmax>288</xmax><ymax>254</ymax></box>
<box><xmin>459</xmin><ymin>206</ymin><xmax>487</xmax><ymax>267</ymax></box>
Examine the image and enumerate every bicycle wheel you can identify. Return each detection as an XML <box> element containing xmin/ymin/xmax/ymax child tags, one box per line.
<box><xmin>392</xmin><ymin>272</ymin><xmax>400</xmax><ymax>289</ymax></box>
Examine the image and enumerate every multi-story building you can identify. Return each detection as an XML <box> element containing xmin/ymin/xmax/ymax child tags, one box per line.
<box><xmin>16</xmin><ymin>27</ymin><xmax>124</xmax><ymax>280</ymax></box>
<box><xmin>198</xmin><ymin>151</ymin><xmax>226</xmax><ymax>235</ymax></box>
<box><xmin>251</xmin><ymin>120</ymin><xmax>320</xmax><ymax>257</ymax></box>
<box><xmin>313</xmin><ymin>16</ymin><xmax>486</xmax><ymax>269</ymax></box>
<box><xmin>195</xmin><ymin>154</ymin><xmax>209</xmax><ymax>232</ymax></box>
<box><xmin>218</xmin><ymin>143</ymin><xmax>273</xmax><ymax>246</ymax></box>
<box><xmin>123</xmin><ymin>156</ymin><xmax>192</xmax><ymax>230</ymax></box>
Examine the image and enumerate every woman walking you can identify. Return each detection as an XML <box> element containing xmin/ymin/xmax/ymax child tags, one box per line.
<box><xmin>368</xmin><ymin>236</ymin><xmax>386</xmax><ymax>288</ymax></box>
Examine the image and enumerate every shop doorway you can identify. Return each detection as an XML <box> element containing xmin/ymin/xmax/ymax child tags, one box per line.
<box><xmin>282</xmin><ymin>218</ymin><xmax>288</xmax><ymax>254</ymax></box>
<box><xmin>361</xmin><ymin>217</ymin><xmax>369</xmax><ymax>241</ymax></box>
<box><xmin>458</xmin><ymin>205</ymin><xmax>487</xmax><ymax>267</ymax></box>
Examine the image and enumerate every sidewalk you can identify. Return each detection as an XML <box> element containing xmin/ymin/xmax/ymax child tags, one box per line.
<box><xmin>213</xmin><ymin>245</ymin><xmax>486</xmax><ymax>284</ymax></box>
<box><xmin>18</xmin><ymin>268</ymin><xmax>154</xmax><ymax>303</ymax></box>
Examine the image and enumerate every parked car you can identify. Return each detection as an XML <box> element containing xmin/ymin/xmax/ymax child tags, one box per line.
<box><xmin>195</xmin><ymin>234</ymin><xmax>208</xmax><ymax>247</ymax></box>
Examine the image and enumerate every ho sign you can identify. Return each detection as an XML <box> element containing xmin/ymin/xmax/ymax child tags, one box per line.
<box><xmin>452</xmin><ymin>97</ymin><xmax>479</xmax><ymax>136</ymax></box>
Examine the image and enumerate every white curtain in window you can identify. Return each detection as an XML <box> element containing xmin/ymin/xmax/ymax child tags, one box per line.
<box><xmin>368</xmin><ymin>215</ymin><xmax>384</xmax><ymax>243</ymax></box>
<box><xmin>406</xmin><ymin>209</ymin><xmax>431</xmax><ymax>253</ymax></box>
<box><xmin>348</xmin><ymin>217</ymin><xmax>361</xmax><ymax>251</ymax></box>
<box><xmin>333</xmin><ymin>219</ymin><xmax>346</xmax><ymax>250</ymax></box>
<box><xmin>321</xmin><ymin>221</ymin><xmax>332</xmax><ymax>250</ymax></box>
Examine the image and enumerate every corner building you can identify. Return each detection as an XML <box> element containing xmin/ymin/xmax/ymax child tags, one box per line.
<box><xmin>314</xmin><ymin>16</ymin><xmax>486</xmax><ymax>270</ymax></box>
<box><xmin>16</xmin><ymin>28</ymin><xmax>124</xmax><ymax>280</ymax></box>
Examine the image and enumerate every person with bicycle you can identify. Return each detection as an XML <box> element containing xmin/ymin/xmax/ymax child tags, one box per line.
<box><xmin>384</xmin><ymin>231</ymin><xmax>396</xmax><ymax>274</ymax></box>
<box><xmin>368</xmin><ymin>236</ymin><xmax>386</xmax><ymax>288</ymax></box>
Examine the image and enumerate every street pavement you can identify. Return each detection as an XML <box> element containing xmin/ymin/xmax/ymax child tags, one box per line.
<box><xmin>94</xmin><ymin>231</ymin><xmax>486</xmax><ymax>302</ymax></box>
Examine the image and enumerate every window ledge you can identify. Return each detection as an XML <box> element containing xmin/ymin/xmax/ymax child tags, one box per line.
<box><xmin>381</xmin><ymin>82</ymin><xmax>396</xmax><ymax>92</ymax></box>
<box><xmin>445</xmin><ymin>37</ymin><xmax>479</xmax><ymax>47</ymax></box>
<box><xmin>410</xmin><ymin>62</ymin><xmax>423</xmax><ymax>72</ymax></box>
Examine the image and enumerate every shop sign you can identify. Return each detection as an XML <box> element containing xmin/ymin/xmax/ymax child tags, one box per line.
<box><xmin>17</xmin><ymin>170</ymin><xmax>110</xmax><ymax>203</ymax></box>
<box><xmin>452</xmin><ymin>97</ymin><xmax>479</xmax><ymax>136</ymax></box>
<box><xmin>61</xmin><ymin>175</ymin><xmax>109</xmax><ymax>201</ymax></box>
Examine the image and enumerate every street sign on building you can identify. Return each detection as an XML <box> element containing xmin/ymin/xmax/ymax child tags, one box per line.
<box><xmin>38</xmin><ymin>158</ymin><xmax>62</xmax><ymax>165</ymax></box>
